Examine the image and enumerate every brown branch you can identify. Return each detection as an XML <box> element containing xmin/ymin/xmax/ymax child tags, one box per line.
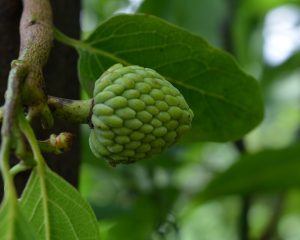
<box><xmin>19</xmin><ymin>0</ymin><xmax>53</xmax><ymax>127</ymax></box>
<box><xmin>20</xmin><ymin>0</ymin><xmax>52</xmax><ymax>66</ymax></box>
<box><xmin>0</xmin><ymin>0</ymin><xmax>53</xmax><ymax>199</ymax></box>
<box><xmin>2</xmin><ymin>0</ymin><xmax>53</xmax><ymax>146</ymax></box>
<box><xmin>2</xmin><ymin>61</ymin><xmax>28</xmax><ymax>137</ymax></box>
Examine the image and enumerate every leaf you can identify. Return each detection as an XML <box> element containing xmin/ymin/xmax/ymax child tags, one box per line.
<box><xmin>77</xmin><ymin>14</ymin><xmax>263</xmax><ymax>142</ymax></box>
<box><xmin>20</xmin><ymin>167</ymin><xmax>100</xmax><ymax>240</ymax></box>
<box><xmin>0</xmin><ymin>199</ymin><xmax>38</xmax><ymax>240</ymax></box>
<box><xmin>197</xmin><ymin>143</ymin><xmax>300</xmax><ymax>202</ymax></box>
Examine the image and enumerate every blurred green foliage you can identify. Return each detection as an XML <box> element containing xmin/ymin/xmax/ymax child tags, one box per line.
<box><xmin>80</xmin><ymin>0</ymin><xmax>300</xmax><ymax>239</ymax></box>
<box><xmin>81</xmin><ymin>0</ymin><xmax>130</xmax><ymax>33</ymax></box>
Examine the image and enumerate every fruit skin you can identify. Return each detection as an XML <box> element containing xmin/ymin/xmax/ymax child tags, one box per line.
<box><xmin>89</xmin><ymin>64</ymin><xmax>193</xmax><ymax>166</ymax></box>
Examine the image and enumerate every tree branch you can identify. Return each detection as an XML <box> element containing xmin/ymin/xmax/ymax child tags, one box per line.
<box><xmin>2</xmin><ymin>61</ymin><xmax>27</xmax><ymax>137</ymax></box>
<box><xmin>3</xmin><ymin>0</ymin><xmax>54</xmax><ymax>144</ymax></box>
<box><xmin>19</xmin><ymin>0</ymin><xmax>53</xmax><ymax>127</ymax></box>
<box><xmin>0</xmin><ymin>60</ymin><xmax>28</xmax><ymax>200</ymax></box>
<box><xmin>0</xmin><ymin>0</ymin><xmax>53</xmax><ymax>200</ymax></box>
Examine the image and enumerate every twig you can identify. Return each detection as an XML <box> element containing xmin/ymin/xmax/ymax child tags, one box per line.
<box><xmin>239</xmin><ymin>194</ymin><xmax>251</xmax><ymax>240</ymax></box>
<box><xmin>234</xmin><ymin>139</ymin><xmax>247</xmax><ymax>154</ymax></box>
<box><xmin>259</xmin><ymin>194</ymin><xmax>285</xmax><ymax>240</ymax></box>
<box><xmin>0</xmin><ymin>61</ymin><xmax>28</xmax><ymax>200</ymax></box>
<box><xmin>234</xmin><ymin>139</ymin><xmax>251</xmax><ymax>240</ymax></box>
<box><xmin>10</xmin><ymin>162</ymin><xmax>34</xmax><ymax>177</ymax></box>
<box><xmin>2</xmin><ymin>61</ymin><xmax>28</xmax><ymax>138</ymax></box>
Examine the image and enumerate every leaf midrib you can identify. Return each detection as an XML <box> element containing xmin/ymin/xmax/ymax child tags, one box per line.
<box><xmin>78</xmin><ymin>42</ymin><xmax>129</xmax><ymax>66</ymax></box>
<box><xmin>37</xmin><ymin>166</ymin><xmax>51</xmax><ymax>240</ymax></box>
<box><xmin>78</xmin><ymin>42</ymin><xmax>250</xmax><ymax>112</ymax></box>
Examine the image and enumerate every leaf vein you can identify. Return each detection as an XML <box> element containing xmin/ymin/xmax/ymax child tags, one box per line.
<box><xmin>167</xmin><ymin>77</ymin><xmax>249</xmax><ymax>112</ymax></box>
<box><xmin>46</xmin><ymin>177</ymin><xmax>98</xmax><ymax>233</ymax></box>
<box><xmin>48</xmin><ymin>199</ymin><xmax>79</xmax><ymax>240</ymax></box>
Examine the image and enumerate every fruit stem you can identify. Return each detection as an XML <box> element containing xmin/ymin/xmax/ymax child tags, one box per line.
<box><xmin>47</xmin><ymin>96</ymin><xmax>93</xmax><ymax>124</ymax></box>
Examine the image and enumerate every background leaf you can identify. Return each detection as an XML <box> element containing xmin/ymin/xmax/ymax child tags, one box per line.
<box><xmin>232</xmin><ymin>0</ymin><xmax>300</xmax><ymax>65</ymax></box>
<box><xmin>81</xmin><ymin>0</ymin><xmax>130</xmax><ymax>32</ymax></box>
<box><xmin>77</xmin><ymin>14</ymin><xmax>264</xmax><ymax>142</ymax></box>
<box><xmin>0</xmin><ymin>200</ymin><xmax>37</xmax><ymax>240</ymax></box>
<box><xmin>20</xmin><ymin>167</ymin><xmax>100</xmax><ymax>240</ymax></box>
<box><xmin>196</xmin><ymin>143</ymin><xmax>300</xmax><ymax>202</ymax></box>
<box><xmin>101</xmin><ymin>198</ymin><xmax>156</xmax><ymax>240</ymax></box>
<box><xmin>262</xmin><ymin>51</ymin><xmax>300</xmax><ymax>89</ymax></box>
<box><xmin>138</xmin><ymin>0</ymin><xmax>227</xmax><ymax>47</ymax></box>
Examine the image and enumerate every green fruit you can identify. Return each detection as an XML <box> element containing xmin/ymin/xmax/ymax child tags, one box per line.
<box><xmin>89</xmin><ymin>64</ymin><xmax>193</xmax><ymax>166</ymax></box>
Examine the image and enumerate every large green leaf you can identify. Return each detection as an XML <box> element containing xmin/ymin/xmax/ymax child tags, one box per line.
<box><xmin>77</xmin><ymin>14</ymin><xmax>263</xmax><ymax>142</ymax></box>
<box><xmin>197</xmin><ymin>143</ymin><xmax>300</xmax><ymax>202</ymax></box>
<box><xmin>0</xmin><ymin>199</ymin><xmax>37</xmax><ymax>240</ymax></box>
<box><xmin>20</xmin><ymin>167</ymin><xmax>100</xmax><ymax>240</ymax></box>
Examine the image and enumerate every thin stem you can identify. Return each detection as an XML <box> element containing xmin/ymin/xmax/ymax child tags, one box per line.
<box><xmin>0</xmin><ymin>106</ymin><xmax>3</xmax><ymax>122</ymax></box>
<box><xmin>18</xmin><ymin>112</ymin><xmax>46</xmax><ymax>169</ymax></box>
<box><xmin>18</xmin><ymin>112</ymin><xmax>51</xmax><ymax>239</ymax></box>
<box><xmin>10</xmin><ymin>163</ymin><xmax>33</xmax><ymax>177</ymax></box>
<box><xmin>0</xmin><ymin>139</ymin><xmax>19</xmax><ymax>240</ymax></box>
<box><xmin>0</xmin><ymin>138</ymin><xmax>17</xmax><ymax>200</ymax></box>
<box><xmin>234</xmin><ymin>139</ymin><xmax>250</xmax><ymax>240</ymax></box>
<box><xmin>259</xmin><ymin>194</ymin><xmax>285</xmax><ymax>240</ymax></box>
<box><xmin>0</xmin><ymin>61</ymin><xmax>28</xmax><ymax>202</ymax></box>
<box><xmin>53</xmin><ymin>27</ymin><xmax>83</xmax><ymax>49</ymax></box>
<box><xmin>239</xmin><ymin>196</ymin><xmax>250</xmax><ymax>240</ymax></box>
<box><xmin>2</xmin><ymin>62</ymin><xmax>28</xmax><ymax>137</ymax></box>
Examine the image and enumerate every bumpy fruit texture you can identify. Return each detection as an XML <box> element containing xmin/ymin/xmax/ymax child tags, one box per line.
<box><xmin>89</xmin><ymin>64</ymin><xmax>193</xmax><ymax>165</ymax></box>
